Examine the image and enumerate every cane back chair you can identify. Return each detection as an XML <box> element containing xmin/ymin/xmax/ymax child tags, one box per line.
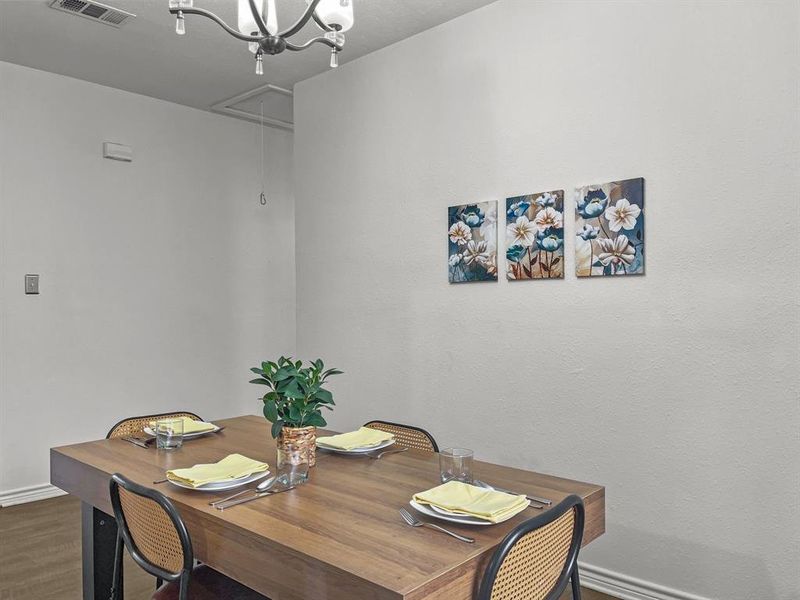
<box><xmin>109</xmin><ymin>473</ymin><xmax>268</xmax><ymax>600</ymax></box>
<box><xmin>363</xmin><ymin>419</ymin><xmax>439</xmax><ymax>452</ymax></box>
<box><xmin>478</xmin><ymin>494</ymin><xmax>585</xmax><ymax>600</ymax></box>
<box><xmin>106</xmin><ymin>411</ymin><xmax>203</xmax><ymax>439</ymax></box>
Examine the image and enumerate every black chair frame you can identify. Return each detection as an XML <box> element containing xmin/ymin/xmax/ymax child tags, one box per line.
<box><xmin>105</xmin><ymin>411</ymin><xmax>203</xmax><ymax>439</ymax></box>
<box><xmin>109</xmin><ymin>473</ymin><xmax>194</xmax><ymax>600</ymax></box>
<box><xmin>362</xmin><ymin>419</ymin><xmax>440</xmax><ymax>452</ymax></box>
<box><xmin>477</xmin><ymin>494</ymin><xmax>585</xmax><ymax>600</ymax></box>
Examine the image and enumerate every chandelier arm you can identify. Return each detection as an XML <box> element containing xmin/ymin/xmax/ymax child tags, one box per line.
<box><xmin>248</xmin><ymin>0</ymin><xmax>270</xmax><ymax>35</ymax></box>
<box><xmin>285</xmin><ymin>36</ymin><xmax>340</xmax><ymax>52</ymax></box>
<box><xmin>168</xmin><ymin>6</ymin><xmax>262</xmax><ymax>42</ymax></box>
<box><xmin>278</xmin><ymin>0</ymin><xmax>323</xmax><ymax>38</ymax></box>
<box><xmin>312</xmin><ymin>12</ymin><xmax>334</xmax><ymax>32</ymax></box>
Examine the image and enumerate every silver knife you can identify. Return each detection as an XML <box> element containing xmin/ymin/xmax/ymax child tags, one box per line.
<box><xmin>215</xmin><ymin>485</ymin><xmax>297</xmax><ymax>510</ymax></box>
<box><xmin>474</xmin><ymin>480</ymin><xmax>552</xmax><ymax>506</ymax></box>
<box><xmin>121</xmin><ymin>437</ymin><xmax>149</xmax><ymax>449</ymax></box>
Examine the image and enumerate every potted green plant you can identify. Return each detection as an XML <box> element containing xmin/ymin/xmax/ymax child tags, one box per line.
<box><xmin>250</xmin><ymin>356</ymin><xmax>342</xmax><ymax>467</ymax></box>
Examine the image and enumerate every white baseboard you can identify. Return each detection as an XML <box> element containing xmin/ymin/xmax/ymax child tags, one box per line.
<box><xmin>580</xmin><ymin>562</ymin><xmax>714</xmax><ymax>600</ymax></box>
<box><xmin>0</xmin><ymin>483</ymin><xmax>67</xmax><ymax>507</ymax></box>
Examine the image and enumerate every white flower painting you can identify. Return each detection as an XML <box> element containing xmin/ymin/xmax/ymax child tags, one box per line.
<box><xmin>448</xmin><ymin>201</ymin><xmax>497</xmax><ymax>283</ymax></box>
<box><xmin>505</xmin><ymin>190</ymin><xmax>565</xmax><ymax>280</ymax></box>
<box><xmin>575</xmin><ymin>177</ymin><xmax>644</xmax><ymax>276</ymax></box>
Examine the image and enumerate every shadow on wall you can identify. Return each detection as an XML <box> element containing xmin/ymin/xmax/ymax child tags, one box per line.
<box><xmin>583</xmin><ymin>522</ymin><xmax>784</xmax><ymax>600</ymax></box>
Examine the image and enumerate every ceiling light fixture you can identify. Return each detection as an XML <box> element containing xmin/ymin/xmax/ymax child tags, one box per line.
<box><xmin>167</xmin><ymin>0</ymin><xmax>353</xmax><ymax>74</ymax></box>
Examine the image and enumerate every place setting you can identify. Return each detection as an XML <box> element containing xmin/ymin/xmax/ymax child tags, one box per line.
<box><xmin>400</xmin><ymin>447</ymin><xmax>552</xmax><ymax>543</ymax></box>
<box><xmin>120</xmin><ymin>416</ymin><xmax>225</xmax><ymax>450</ymax></box>
<box><xmin>151</xmin><ymin>451</ymin><xmax>310</xmax><ymax>510</ymax></box>
<box><xmin>315</xmin><ymin>426</ymin><xmax>409</xmax><ymax>459</ymax></box>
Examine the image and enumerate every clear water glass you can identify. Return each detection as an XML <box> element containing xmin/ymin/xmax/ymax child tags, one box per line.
<box><xmin>439</xmin><ymin>447</ymin><xmax>474</xmax><ymax>484</ymax></box>
<box><xmin>155</xmin><ymin>418</ymin><xmax>184</xmax><ymax>450</ymax></box>
<box><xmin>277</xmin><ymin>443</ymin><xmax>310</xmax><ymax>486</ymax></box>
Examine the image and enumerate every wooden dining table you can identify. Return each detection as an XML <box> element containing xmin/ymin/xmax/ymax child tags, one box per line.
<box><xmin>50</xmin><ymin>415</ymin><xmax>605</xmax><ymax>600</ymax></box>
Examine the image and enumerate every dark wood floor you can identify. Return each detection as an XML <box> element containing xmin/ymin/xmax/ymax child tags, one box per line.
<box><xmin>0</xmin><ymin>495</ymin><xmax>614</xmax><ymax>600</ymax></box>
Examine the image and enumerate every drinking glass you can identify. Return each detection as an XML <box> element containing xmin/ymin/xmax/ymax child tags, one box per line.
<box><xmin>155</xmin><ymin>418</ymin><xmax>184</xmax><ymax>450</ymax></box>
<box><xmin>439</xmin><ymin>447</ymin><xmax>473</xmax><ymax>484</ymax></box>
<box><xmin>277</xmin><ymin>442</ymin><xmax>310</xmax><ymax>486</ymax></box>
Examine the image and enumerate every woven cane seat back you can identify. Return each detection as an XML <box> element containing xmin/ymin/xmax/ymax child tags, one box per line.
<box><xmin>107</xmin><ymin>412</ymin><xmax>202</xmax><ymax>439</ymax></box>
<box><xmin>118</xmin><ymin>486</ymin><xmax>185</xmax><ymax>575</ymax></box>
<box><xmin>363</xmin><ymin>421</ymin><xmax>438</xmax><ymax>452</ymax></box>
<box><xmin>489</xmin><ymin>508</ymin><xmax>577</xmax><ymax>600</ymax></box>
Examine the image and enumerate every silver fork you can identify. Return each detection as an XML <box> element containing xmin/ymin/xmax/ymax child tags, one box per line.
<box><xmin>399</xmin><ymin>508</ymin><xmax>474</xmax><ymax>543</ymax></box>
<box><xmin>368</xmin><ymin>447</ymin><xmax>409</xmax><ymax>460</ymax></box>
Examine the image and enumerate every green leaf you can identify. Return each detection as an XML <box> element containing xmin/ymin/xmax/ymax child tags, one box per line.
<box><xmin>263</xmin><ymin>398</ymin><xmax>278</xmax><ymax>422</ymax></box>
<box><xmin>288</xmin><ymin>404</ymin><xmax>301</xmax><ymax>423</ymax></box>
<box><xmin>281</xmin><ymin>379</ymin><xmax>304</xmax><ymax>399</ymax></box>
<box><xmin>249</xmin><ymin>378</ymin><xmax>272</xmax><ymax>386</ymax></box>
<box><xmin>273</xmin><ymin>368</ymin><xmax>293</xmax><ymax>381</ymax></box>
<box><xmin>314</xmin><ymin>389</ymin><xmax>333</xmax><ymax>404</ymax></box>
<box><xmin>322</xmin><ymin>368</ymin><xmax>343</xmax><ymax>378</ymax></box>
<box><xmin>263</xmin><ymin>391</ymin><xmax>279</xmax><ymax>402</ymax></box>
<box><xmin>250</xmin><ymin>367</ymin><xmax>264</xmax><ymax>375</ymax></box>
<box><xmin>305</xmin><ymin>412</ymin><xmax>326</xmax><ymax>427</ymax></box>
<box><xmin>270</xmin><ymin>420</ymin><xmax>284</xmax><ymax>438</ymax></box>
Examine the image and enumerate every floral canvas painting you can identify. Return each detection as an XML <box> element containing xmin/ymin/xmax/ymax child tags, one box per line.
<box><xmin>448</xmin><ymin>201</ymin><xmax>497</xmax><ymax>283</ymax></box>
<box><xmin>505</xmin><ymin>190</ymin><xmax>565</xmax><ymax>280</ymax></box>
<box><xmin>575</xmin><ymin>177</ymin><xmax>644</xmax><ymax>277</ymax></box>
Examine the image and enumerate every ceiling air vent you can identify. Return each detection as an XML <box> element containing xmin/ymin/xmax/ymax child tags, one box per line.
<box><xmin>48</xmin><ymin>0</ymin><xmax>136</xmax><ymax>28</ymax></box>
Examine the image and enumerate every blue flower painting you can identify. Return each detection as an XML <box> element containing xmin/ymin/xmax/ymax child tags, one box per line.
<box><xmin>575</xmin><ymin>178</ymin><xmax>644</xmax><ymax>277</ymax></box>
<box><xmin>505</xmin><ymin>190</ymin><xmax>565</xmax><ymax>280</ymax></box>
<box><xmin>448</xmin><ymin>201</ymin><xmax>497</xmax><ymax>283</ymax></box>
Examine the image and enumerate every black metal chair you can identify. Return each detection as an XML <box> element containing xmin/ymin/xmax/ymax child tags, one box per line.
<box><xmin>106</xmin><ymin>411</ymin><xmax>203</xmax><ymax>439</ymax></box>
<box><xmin>477</xmin><ymin>494</ymin><xmax>585</xmax><ymax>600</ymax></box>
<box><xmin>109</xmin><ymin>473</ymin><xmax>268</xmax><ymax>600</ymax></box>
<box><xmin>363</xmin><ymin>420</ymin><xmax>439</xmax><ymax>452</ymax></box>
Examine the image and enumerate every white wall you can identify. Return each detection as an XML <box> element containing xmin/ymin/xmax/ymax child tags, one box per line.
<box><xmin>0</xmin><ymin>62</ymin><xmax>295</xmax><ymax>493</ymax></box>
<box><xmin>293</xmin><ymin>2</ymin><xmax>800</xmax><ymax>599</ymax></box>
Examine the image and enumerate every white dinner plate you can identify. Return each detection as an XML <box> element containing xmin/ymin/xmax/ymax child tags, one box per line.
<box><xmin>316</xmin><ymin>438</ymin><xmax>395</xmax><ymax>454</ymax></box>
<box><xmin>143</xmin><ymin>424</ymin><xmax>221</xmax><ymax>439</ymax></box>
<box><xmin>409</xmin><ymin>500</ymin><xmax>494</xmax><ymax>525</ymax></box>
<box><xmin>167</xmin><ymin>470</ymin><xmax>271</xmax><ymax>492</ymax></box>
<box><xmin>409</xmin><ymin>491</ymin><xmax>529</xmax><ymax>526</ymax></box>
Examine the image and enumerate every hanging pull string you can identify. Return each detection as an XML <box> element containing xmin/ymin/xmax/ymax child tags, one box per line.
<box><xmin>259</xmin><ymin>100</ymin><xmax>267</xmax><ymax>206</ymax></box>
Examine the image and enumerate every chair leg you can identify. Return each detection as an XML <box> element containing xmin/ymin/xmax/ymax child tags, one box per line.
<box><xmin>109</xmin><ymin>531</ymin><xmax>123</xmax><ymax>600</ymax></box>
<box><xmin>178</xmin><ymin>571</ymin><xmax>190</xmax><ymax>600</ymax></box>
<box><xmin>156</xmin><ymin>576</ymin><xmax>163</xmax><ymax>590</ymax></box>
<box><xmin>571</xmin><ymin>567</ymin><xmax>582</xmax><ymax>599</ymax></box>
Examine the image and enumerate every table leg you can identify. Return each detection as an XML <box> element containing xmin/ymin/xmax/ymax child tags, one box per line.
<box><xmin>81</xmin><ymin>502</ymin><xmax>121</xmax><ymax>600</ymax></box>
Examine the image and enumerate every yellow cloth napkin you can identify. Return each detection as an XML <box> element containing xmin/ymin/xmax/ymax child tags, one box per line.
<box><xmin>413</xmin><ymin>480</ymin><xmax>530</xmax><ymax>523</ymax></box>
<box><xmin>316</xmin><ymin>427</ymin><xmax>394</xmax><ymax>450</ymax></box>
<box><xmin>166</xmin><ymin>454</ymin><xmax>269</xmax><ymax>488</ymax></box>
<box><xmin>150</xmin><ymin>416</ymin><xmax>216</xmax><ymax>435</ymax></box>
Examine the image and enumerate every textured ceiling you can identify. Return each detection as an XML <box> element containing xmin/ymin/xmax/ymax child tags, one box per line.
<box><xmin>0</xmin><ymin>0</ymin><xmax>497</xmax><ymax>120</ymax></box>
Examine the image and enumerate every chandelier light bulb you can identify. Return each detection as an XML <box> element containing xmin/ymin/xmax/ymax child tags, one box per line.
<box><xmin>330</xmin><ymin>49</ymin><xmax>338</xmax><ymax>68</ymax></box>
<box><xmin>255</xmin><ymin>54</ymin><xmax>264</xmax><ymax>75</ymax></box>
<box><xmin>309</xmin><ymin>0</ymin><xmax>354</xmax><ymax>32</ymax></box>
<box><xmin>238</xmin><ymin>0</ymin><xmax>266</xmax><ymax>35</ymax></box>
<box><xmin>175</xmin><ymin>11</ymin><xmax>186</xmax><ymax>35</ymax></box>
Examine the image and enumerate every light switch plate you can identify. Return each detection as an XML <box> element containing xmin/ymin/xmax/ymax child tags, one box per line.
<box><xmin>25</xmin><ymin>274</ymin><xmax>39</xmax><ymax>294</ymax></box>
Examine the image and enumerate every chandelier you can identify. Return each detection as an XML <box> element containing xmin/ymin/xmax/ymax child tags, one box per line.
<box><xmin>168</xmin><ymin>0</ymin><xmax>354</xmax><ymax>73</ymax></box>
